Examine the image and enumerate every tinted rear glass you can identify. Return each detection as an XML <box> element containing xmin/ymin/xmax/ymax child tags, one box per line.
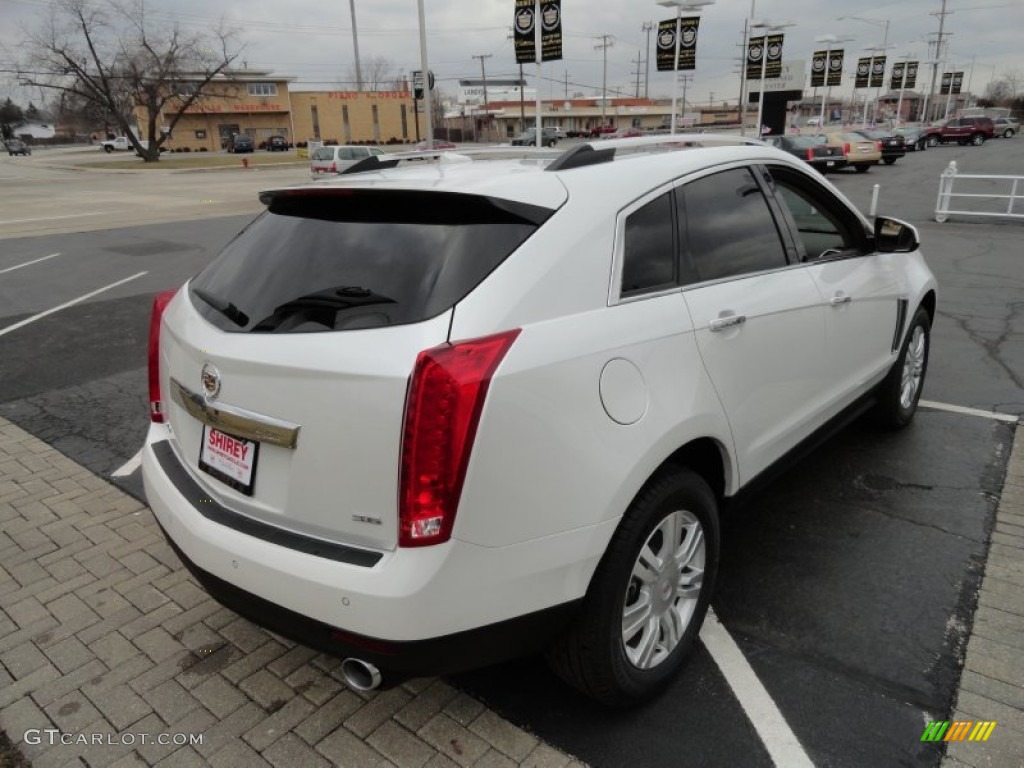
<box><xmin>189</xmin><ymin>190</ymin><xmax>552</xmax><ymax>333</ymax></box>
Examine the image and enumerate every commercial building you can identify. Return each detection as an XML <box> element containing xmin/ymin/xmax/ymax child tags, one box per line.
<box><xmin>135</xmin><ymin>69</ymin><xmax>295</xmax><ymax>151</ymax></box>
<box><xmin>133</xmin><ymin>69</ymin><xmax>427</xmax><ymax>149</ymax></box>
<box><xmin>289</xmin><ymin>88</ymin><xmax>424</xmax><ymax>146</ymax></box>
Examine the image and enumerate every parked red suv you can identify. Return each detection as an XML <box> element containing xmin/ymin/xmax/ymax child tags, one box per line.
<box><xmin>924</xmin><ymin>116</ymin><xmax>995</xmax><ymax>147</ymax></box>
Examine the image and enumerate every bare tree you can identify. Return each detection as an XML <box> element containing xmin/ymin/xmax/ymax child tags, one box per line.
<box><xmin>17</xmin><ymin>0</ymin><xmax>241</xmax><ymax>161</ymax></box>
<box><xmin>346</xmin><ymin>55</ymin><xmax>398</xmax><ymax>92</ymax></box>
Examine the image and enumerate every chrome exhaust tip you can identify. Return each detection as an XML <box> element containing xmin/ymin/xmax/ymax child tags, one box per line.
<box><xmin>340</xmin><ymin>658</ymin><xmax>382</xmax><ymax>691</ymax></box>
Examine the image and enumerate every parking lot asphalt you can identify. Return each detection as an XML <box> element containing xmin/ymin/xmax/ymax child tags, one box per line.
<box><xmin>1</xmin><ymin>137</ymin><xmax>1022</xmax><ymax>767</ymax></box>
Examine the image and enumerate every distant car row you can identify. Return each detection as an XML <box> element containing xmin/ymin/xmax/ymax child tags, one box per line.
<box><xmin>765</xmin><ymin>131</ymin><xmax>894</xmax><ymax>174</ymax></box>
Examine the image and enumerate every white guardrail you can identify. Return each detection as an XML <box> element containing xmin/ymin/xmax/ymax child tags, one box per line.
<box><xmin>935</xmin><ymin>161</ymin><xmax>1024</xmax><ymax>223</ymax></box>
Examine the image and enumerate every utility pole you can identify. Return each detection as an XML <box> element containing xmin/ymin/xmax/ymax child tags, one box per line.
<box><xmin>632</xmin><ymin>51</ymin><xmax>644</xmax><ymax>98</ymax></box>
<box><xmin>472</xmin><ymin>53</ymin><xmax>492</xmax><ymax>141</ymax></box>
<box><xmin>925</xmin><ymin>0</ymin><xmax>951</xmax><ymax>123</ymax></box>
<box><xmin>595</xmin><ymin>35</ymin><xmax>614</xmax><ymax>126</ymax></box>
<box><xmin>738</xmin><ymin>21</ymin><xmax>749</xmax><ymax>134</ymax></box>
<box><xmin>349</xmin><ymin>0</ymin><xmax>363</xmax><ymax>91</ymax></box>
<box><xmin>642</xmin><ymin>22</ymin><xmax>655</xmax><ymax>99</ymax></box>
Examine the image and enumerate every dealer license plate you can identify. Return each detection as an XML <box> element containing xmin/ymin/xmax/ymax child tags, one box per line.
<box><xmin>198</xmin><ymin>425</ymin><xmax>259</xmax><ymax>496</ymax></box>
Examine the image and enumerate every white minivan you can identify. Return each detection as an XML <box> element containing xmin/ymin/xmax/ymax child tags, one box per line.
<box><xmin>309</xmin><ymin>145</ymin><xmax>388</xmax><ymax>178</ymax></box>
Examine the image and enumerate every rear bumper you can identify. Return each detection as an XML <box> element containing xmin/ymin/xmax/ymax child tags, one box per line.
<box><xmin>160</xmin><ymin>527</ymin><xmax>579</xmax><ymax>676</ymax></box>
<box><xmin>142</xmin><ymin>425</ymin><xmax>609</xmax><ymax>667</ymax></box>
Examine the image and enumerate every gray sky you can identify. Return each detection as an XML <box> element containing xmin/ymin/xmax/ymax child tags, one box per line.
<box><xmin>2</xmin><ymin>0</ymin><xmax>1021</xmax><ymax>108</ymax></box>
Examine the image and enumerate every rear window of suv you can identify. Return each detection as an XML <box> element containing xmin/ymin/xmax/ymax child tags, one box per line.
<box><xmin>188</xmin><ymin>190</ymin><xmax>552</xmax><ymax>333</ymax></box>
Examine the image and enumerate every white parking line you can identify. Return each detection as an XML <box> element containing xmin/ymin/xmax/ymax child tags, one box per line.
<box><xmin>0</xmin><ymin>212</ymin><xmax>103</xmax><ymax>225</ymax></box>
<box><xmin>111</xmin><ymin>448</ymin><xmax>143</xmax><ymax>478</ymax></box>
<box><xmin>919</xmin><ymin>400</ymin><xmax>1019</xmax><ymax>424</ymax></box>
<box><xmin>0</xmin><ymin>252</ymin><xmax>61</xmax><ymax>275</ymax></box>
<box><xmin>0</xmin><ymin>271</ymin><xmax>148</xmax><ymax>338</ymax></box>
<box><xmin>701</xmin><ymin>610</ymin><xmax>815</xmax><ymax>768</ymax></box>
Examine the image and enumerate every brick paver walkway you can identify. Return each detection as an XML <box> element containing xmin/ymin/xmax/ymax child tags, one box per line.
<box><xmin>942</xmin><ymin>427</ymin><xmax>1024</xmax><ymax>767</ymax></box>
<box><xmin>0</xmin><ymin>417</ymin><xmax>585</xmax><ymax>768</ymax></box>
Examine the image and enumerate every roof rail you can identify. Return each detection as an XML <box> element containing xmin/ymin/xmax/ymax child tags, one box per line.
<box><xmin>584</xmin><ymin>132</ymin><xmax>766</xmax><ymax>151</ymax></box>
<box><xmin>541</xmin><ymin>132</ymin><xmax>766</xmax><ymax>173</ymax></box>
<box><xmin>545</xmin><ymin>144</ymin><xmax>615</xmax><ymax>172</ymax></box>
<box><xmin>329</xmin><ymin>133</ymin><xmax>766</xmax><ymax>178</ymax></box>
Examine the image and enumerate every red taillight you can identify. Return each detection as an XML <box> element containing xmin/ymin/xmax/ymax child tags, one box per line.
<box><xmin>843</xmin><ymin>142</ymin><xmax>851</xmax><ymax>157</ymax></box>
<box><xmin>807</xmin><ymin>148</ymin><xmax>815</xmax><ymax>161</ymax></box>
<box><xmin>876</xmin><ymin>141</ymin><xmax>883</xmax><ymax>152</ymax></box>
<box><xmin>330</xmin><ymin>162</ymin><xmax>337</xmax><ymax>173</ymax></box>
<box><xmin>148</xmin><ymin>289</ymin><xmax>178</xmax><ymax>423</ymax></box>
<box><xmin>399</xmin><ymin>329</ymin><xmax>520</xmax><ymax>547</ymax></box>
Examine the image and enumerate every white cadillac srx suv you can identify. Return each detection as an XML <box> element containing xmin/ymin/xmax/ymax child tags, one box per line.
<box><xmin>142</xmin><ymin>137</ymin><xmax>937</xmax><ymax>705</ymax></box>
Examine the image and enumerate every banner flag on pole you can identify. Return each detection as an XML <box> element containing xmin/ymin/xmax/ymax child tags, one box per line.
<box><xmin>811</xmin><ymin>50</ymin><xmax>828</xmax><ymax>87</ymax></box>
<box><xmin>890</xmin><ymin>62</ymin><xmax>905</xmax><ymax>91</ymax></box>
<box><xmin>747</xmin><ymin>36</ymin><xmax>765</xmax><ymax>80</ymax></box>
<box><xmin>855</xmin><ymin>57</ymin><xmax>871</xmax><ymax>88</ymax></box>
<box><xmin>514</xmin><ymin>0</ymin><xmax>562</xmax><ymax>63</ymax></box>
<box><xmin>904</xmin><ymin>61</ymin><xmax>918</xmax><ymax>89</ymax></box>
<box><xmin>827</xmin><ymin>50</ymin><xmax>844</xmax><ymax>87</ymax></box>
<box><xmin>952</xmin><ymin>71</ymin><xmax>964</xmax><ymax>94</ymax></box>
<box><xmin>940</xmin><ymin>72</ymin><xmax>952</xmax><ymax>95</ymax></box>
<box><xmin>870</xmin><ymin>56</ymin><xmax>886</xmax><ymax>88</ymax></box>
<box><xmin>656</xmin><ymin>17</ymin><xmax>700</xmax><ymax>72</ymax></box>
<box><xmin>765</xmin><ymin>34</ymin><xmax>784</xmax><ymax>79</ymax></box>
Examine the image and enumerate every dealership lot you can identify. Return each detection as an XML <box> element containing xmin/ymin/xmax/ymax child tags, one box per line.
<box><xmin>1</xmin><ymin>138</ymin><xmax>1022</xmax><ymax>766</ymax></box>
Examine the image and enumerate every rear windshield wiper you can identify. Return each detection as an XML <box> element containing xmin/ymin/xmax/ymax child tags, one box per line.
<box><xmin>251</xmin><ymin>286</ymin><xmax>396</xmax><ymax>332</ymax></box>
<box><xmin>192</xmin><ymin>287</ymin><xmax>249</xmax><ymax>327</ymax></box>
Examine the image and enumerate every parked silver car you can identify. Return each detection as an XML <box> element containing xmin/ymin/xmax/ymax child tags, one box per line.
<box><xmin>310</xmin><ymin>145</ymin><xmax>388</xmax><ymax>178</ymax></box>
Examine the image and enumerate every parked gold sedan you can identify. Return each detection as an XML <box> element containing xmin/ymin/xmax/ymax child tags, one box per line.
<box><xmin>823</xmin><ymin>131</ymin><xmax>882</xmax><ymax>173</ymax></box>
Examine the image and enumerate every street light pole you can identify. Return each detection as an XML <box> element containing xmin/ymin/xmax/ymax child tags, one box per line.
<box><xmin>657</xmin><ymin>0</ymin><xmax>715</xmax><ymax>135</ymax></box>
<box><xmin>814</xmin><ymin>35</ymin><xmax>852</xmax><ymax>130</ymax></box>
<box><xmin>349</xmin><ymin>0</ymin><xmax>363</xmax><ymax>91</ymax></box>
<box><xmin>416</xmin><ymin>0</ymin><xmax>433</xmax><ymax>146</ymax></box>
<box><xmin>472</xmin><ymin>53</ymin><xmax>492</xmax><ymax>141</ymax></box>
<box><xmin>595</xmin><ymin>35</ymin><xmax>614</xmax><ymax>129</ymax></box>
<box><xmin>752</xmin><ymin>19</ymin><xmax>793</xmax><ymax>138</ymax></box>
<box><xmin>642</xmin><ymin>21</ymin><xmax>655</xmax><ymax>99</ymax></box>
<box><xmin>839</xmin><ymin>16</ymin><xmax>891</xmax><ymax>123</ymax></box>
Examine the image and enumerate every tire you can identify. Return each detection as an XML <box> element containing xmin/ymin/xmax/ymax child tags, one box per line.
<box><xmin>883</xmin><ymin>157</ymin><xmax>897</xmax><ymax>165</ymax></box>
<box><xmin>104</xmin><ymin>145</ymin><xmax>113</xmax><ymax>153</ymax></box>
<box><xmin>855</xmin><ymin>164</ymin><xmax>870</xmax><ymax>173</ymax></box>
<box><xmin>1004</xmin><ymin>129</ymin><xmax>1015</xmax><ymax>138</ymax></box>
<box><xmin>547</xmin><ymin>140</ymin><xmax>557</xmax><ymax>148</ymax></box>
<box><xmin>918</xmin><ymin>138</ymin><xmax>927</xmax><ymax>151</ymax></box>
<box><xmin>874</xmin><ymin>307</ymin><xmax>930</xmax><ymax>428</ymax></box>
<box><xmin>927</xmin><ymin>135</ymin><xmax>939</xmax><ymax>147</ymax></box>
<box><xmin>970</xmin><ymin>133</ymin><xmax>984</xmax><ymax>146</ymax></box>
<box><xmin>546</xmin><ymin>467</ymin><xmax>719</xmax><ymax>706</ymax></box>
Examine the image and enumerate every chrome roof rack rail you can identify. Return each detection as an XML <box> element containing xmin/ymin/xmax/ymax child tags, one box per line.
<box><xmin>544</xmin><ymin>132</ymin><xmax>768</xmax><ymax>172</ymax></box>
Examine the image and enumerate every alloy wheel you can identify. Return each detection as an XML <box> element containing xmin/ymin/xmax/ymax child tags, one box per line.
<box><xmin>621</xmin><ymin>509</ymin><xmax>705</xmax><ymax>669</ymax></box>
<box><xmin>900</xmin><ymin>326</ymin><xmax>927</xmax><ymax>410</ymax></box>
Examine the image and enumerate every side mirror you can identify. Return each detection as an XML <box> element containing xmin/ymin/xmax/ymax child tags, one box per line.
<box><xmin>874</xmin><ymin>216</ymin><xmax>920</xmax><ymax>253</ymax></box>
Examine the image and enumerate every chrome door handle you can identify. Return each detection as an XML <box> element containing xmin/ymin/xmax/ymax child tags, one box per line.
<box><xmin>830</xmin><ymin>294</ymin><xmax>852</xmax><ymax>306</ymax></box>
<box><xmin>709</xmin><ymin>314</ymin><xmax>747</xmax><ymax>332</ymax></box>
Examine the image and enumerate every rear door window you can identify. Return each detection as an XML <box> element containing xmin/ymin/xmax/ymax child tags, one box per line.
<box><xmin>189</xmin><ymin>191</ymin><xmax>553</xmax><ymax>333</ymax></box>
<box><xmin>679</xmin><ymin>167</ymin><xmax>789</xmax><ymax>284</ymax></box>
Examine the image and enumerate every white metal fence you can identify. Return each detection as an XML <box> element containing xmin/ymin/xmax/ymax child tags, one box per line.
<box><xmin>935</xmin><ymin>161</ymin><xmax>1024</xmax><ymax>223</ymax></box>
